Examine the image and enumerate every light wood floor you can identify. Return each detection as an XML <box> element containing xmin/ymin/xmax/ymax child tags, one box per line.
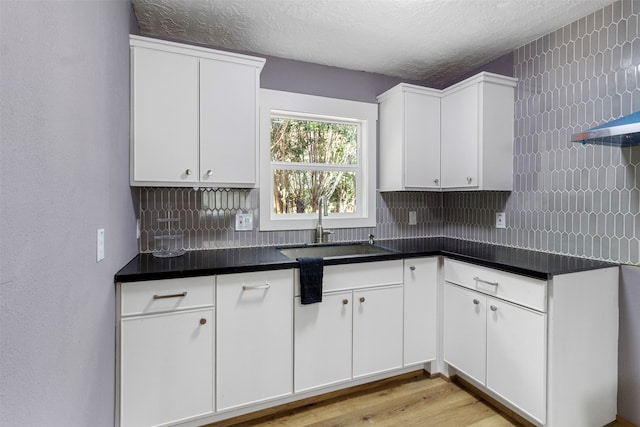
<box><xmin>209</xmin><ymin>372</ymin><xmax>628</xmax><ymax>427</ymax></box>
<box><xmin>211</xmin><ymin>373</ymin><xmax>521</xmax><ymax>427</ymax></box>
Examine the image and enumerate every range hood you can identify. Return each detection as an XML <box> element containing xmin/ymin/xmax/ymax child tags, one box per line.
<box><xmin>571</xmin><ymin>111</ymin><xmax>640</xmax><ymax>146</ymax></box>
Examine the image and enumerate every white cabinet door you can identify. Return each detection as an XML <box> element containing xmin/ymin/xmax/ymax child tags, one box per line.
<box><xmin>440</xmin><ymin>83</ymin><xmax>479</xmax><ymax>189</ymax></box>
<box><xmin>443</xmin><ymin>283</ymin><xmax>486</xmax><ymax>384</ymax></box>
<box><xmin>353</xmin><ymin>285</ymin><xmax>404</xmax><ymax>378</ymax></box>
<box><xmin>120</xmin><ymin>308</ymin><xmax>214</xmax><ymax>427</ymax></box>
<box><xmin>216</xmin><ymin>270</ymin><xmax>293</xmax><ymax>411</ymax></box>
<box><xmin>294</xmin><ymin>291</ymin><xmax>352</xmax><ymax>392</ymax></box>
<box><xmin>403</xmin><ymin>258</ymin><xmax>437</xmax><ymax>366</ymax></box>
<box><xmin>200</xmin><ymin>59</ymin><xmax>257</xmax><ymax>186</ymax></box>
<box><xmin>486</xmin><ymin>297</ymin><xmax>546</xmax><ymax>423</ymax></box>
<box><xmin>404</xmin><ymin>92</ymin><xmax>441</xmax><ymax>189</ymax></box>
<box><xmin>131</xmin><ymin>47</ymin><xmax>199</xmax><ymax>183</ymax></box>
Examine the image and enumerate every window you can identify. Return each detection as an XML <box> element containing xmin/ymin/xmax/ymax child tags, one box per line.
<box><xmin>259</xmin><ymin>90</ymin><xmax>377</xmax><ymax>231</ymax></box>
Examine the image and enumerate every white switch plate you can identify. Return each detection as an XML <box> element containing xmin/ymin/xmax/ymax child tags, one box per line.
<box><xmin>496</xmin><ymin>212</ymin><xmax>506</xmax><ymax>229</ymax></box>
<box><xmin>235</xmin><ymin>213</ymin><xmax>253</xmax><ymax>231</ymax></box>
<box><xmin>97</xmin><ymin>228</ymin><xmax>105</xmax><ymax>262</ymax></box>
<box><xmin>409</xmin><ymin>211</ymin><xmax>417</xmax><ymax>225</ymax></box>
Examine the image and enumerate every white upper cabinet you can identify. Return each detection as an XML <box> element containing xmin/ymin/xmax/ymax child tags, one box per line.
<box><xmin>131</xmin><ymin>47</ymin><xmax>200</xmax><ymax>184</ymax></box>
<box><xmin>130</xmin><ymin>36</ymin><xmax>265</xmax><ymax>187</ymax></box>
<box><xmin>441</xmin><ymin>73</ymin><xmax>517</xmax><ymax>190</ymax></box>
<box><xmin>377</xmin><ymin>85</ymin><xmax>441</xmax><ymax>191</ymax></box>
<box><xmin>378</xmin><ymin>72</ymin><xmax>517</xmax><ymax>192</ymax></box>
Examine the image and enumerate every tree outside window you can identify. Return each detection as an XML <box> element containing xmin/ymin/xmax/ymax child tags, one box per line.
<box><xmin>270</xmin><ymin>115</ymin><xmax>360</xmax><ymax>216</ymax></box>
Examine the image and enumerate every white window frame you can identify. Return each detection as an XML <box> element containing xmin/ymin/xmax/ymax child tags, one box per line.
<box><xmin>259</xmin><ymin>89</ymin><xmax>377</xmax><ymax>231</ymax></box>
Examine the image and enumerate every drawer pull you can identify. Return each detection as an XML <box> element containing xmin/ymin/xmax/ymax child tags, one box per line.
<box><xmin>490</xmin><ymin>305</ymin><xmax>498</xmax><ymax>312</ymax></box>
<box><xmin>242</xmin><ymin>283</ymin><xmax>270</xmax><ymax>290</ymax></box>
<box><xmin>153</xmin><ymin>291</ymin><xmax>187</xmax><ymax>300</ymax></box>
<box><xmin>409</xmin><ymin>265</ymin><xmax>416</xmax><ymax>271</ymax></box>
<box><xmin>200</xmin><ymin>318</ymin><xmax>207</xmax><ymax>325</ymax></box>
<box><xmin>474</xmin><ymin>277</ymin><xmax>499</xmax><ymax>287</ymax></box>
<box><xmin>473</xmin><ymin>299</ymin><xmax>480</xmax><ymax>305</ymax></box>
<box><xmin>343</xmin><ymin>299</ymin><xmax>349</xmax><ymax>305</ymax></box>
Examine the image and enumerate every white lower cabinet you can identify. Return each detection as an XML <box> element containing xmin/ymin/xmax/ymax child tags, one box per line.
<box><xmin>117</xmin><ymin>276</ymin><xmax>216</xmax><ymax>427</ymax></box>
<box><xmin>116</xmin><ymin>256</ymin><xmax>617</xmax><ymax>427</ymax></box>
<box><xmin>216</xmin><ymin>270</ymin><xmax>293</xmax><ymax>411</ymax></box>
<box><xmin>444</xmin><ymin>259</ymin><xmax>547</xmax><ymax>424</ymax></box>
<box><xmin>443</xmin><ymin>283</ymin><xmax>487</xmax><ymax>384</ymax></box>
<box><xmin>352</xmin><ymin>285</ymin><xmax>404</xmax><ymax>378</ymax></box>
<box><xmin>120</xmin><ymin>309</ymin><xmax>215</xmax><ymax>427</ymax></box>
<box><xmin>403</xmin><ymin>258</ymin><xmax>438</xmax><ymax>366</ymax></box>
<box><xmin>486</xmin><ymin>296</ymin><xmax>546</xmax><ymax>422</ymax></box>
<box><xmin>294</xmin><ymin>291</ymin><xmax>352</xmax><ymax>393</ymax></box>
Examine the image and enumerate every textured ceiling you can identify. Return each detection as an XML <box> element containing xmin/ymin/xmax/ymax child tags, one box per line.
<box><xmin>132</xmin><ymin>0</ymin><xmax>615</xmax><ymax>85</ymax></box>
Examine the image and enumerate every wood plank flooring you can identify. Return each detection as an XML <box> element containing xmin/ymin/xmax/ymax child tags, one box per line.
<box><xmin>210</xmin><ymin>373</ymin><xmax>520</xmax><ymax>427</ymax></box>
<box><xmin>208</xmin><ymin>372</ymin><xmax>627</xmax><ymax>427</ymax></box>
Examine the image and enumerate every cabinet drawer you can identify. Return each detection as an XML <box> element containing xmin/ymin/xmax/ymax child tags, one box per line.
<box><xmin>120</xmin><ymin>276</ymin><xmax>214</xmax><ymax>316</ymax></box>
<box><xmin>295</xmin><ymin>260</ymin><xmax>403</xmax><ymax>296</ymax></box>
<box><xmin>444</xmin><ymin>259</ymin><xmax>546</xmax><ymax>312</ymax></box>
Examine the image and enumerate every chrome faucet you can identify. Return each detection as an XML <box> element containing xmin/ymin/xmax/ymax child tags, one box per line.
<box><xmin>315</xmin><ymin>196</ymin><xmax>332</xmax><ymax>243</ymax></box>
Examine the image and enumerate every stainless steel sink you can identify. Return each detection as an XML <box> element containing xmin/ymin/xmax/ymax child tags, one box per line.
<box><xmin>278</xmin><ymin>243</ymin><xmax>394</xmax><ymax>260</ymax></box>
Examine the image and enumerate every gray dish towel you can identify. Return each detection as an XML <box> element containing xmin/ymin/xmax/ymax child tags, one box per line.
<box><xmin>298</xmin><ymin>257</ymin><xmax>324</xmax><ymax>304</ymax></box>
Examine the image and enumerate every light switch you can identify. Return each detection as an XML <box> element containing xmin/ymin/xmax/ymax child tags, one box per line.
<box><xmin>97</xmin><ymin>228</ymin><xmax>105</xmax><ymax>262</ymax></box>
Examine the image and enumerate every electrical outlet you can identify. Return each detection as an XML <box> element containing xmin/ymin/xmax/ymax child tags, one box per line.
<box><xmin>496</xmin><ymin>212</ymin><xmax>506</xmax><ymax>229</ymax></box>
<box><xmin>235</xmin><ymin>213</ymin><xmax>253</xmax><ymax>231</ymax></box>
<box><xmin>97</xmin><ymin>228</ymin><xmax>105</xmax><ymax>262</ymax></box>
<box><xmin>409</xmin><ymin>211</ymin><xmax>417</xmax><ymax>225</ymax></box>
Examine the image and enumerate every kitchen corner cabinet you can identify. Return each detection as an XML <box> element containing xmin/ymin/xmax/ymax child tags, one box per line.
<box><xmin>129</xmin><ymin>35</ymin><xmax>265</xmax><ymax>187</ymax></box>
<box><xmin>377</xmin><ymin>72</ymin><xmax>516</xmax><ymax>192</ymax></box>
<box><xmin>216</xmin><ymin>270</ymin><xmax>293</xmax><ymax>411</ymax></box>
<box><xmin>377</xmin><ymin>84</ymin><xmax>441</xmax><ymax>191</ymax></box>
<box><xmin>443</xmin><ymin>259</ymin><xmax>618</xmax><ymax>427</ymax></box>
<box><xmin>116</xmin><ymin>276</ymin><xmax>215</xmax><ymax>427</ymax></box>
<box><xmin>403</xmin><ymin>258</ymin><xmax>437</xmax><ymax>366</ymax></box>
<box><xmin>440</xmin><ymin>73</ymin><xmax>517</xmax><ymax>190</ymax></box>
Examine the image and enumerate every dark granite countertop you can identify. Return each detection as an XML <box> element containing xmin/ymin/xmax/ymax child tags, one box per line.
<box><xmin>114</xmin><ymin>237</ymin><xmax>618</xmax><ymax>283</ymax></box>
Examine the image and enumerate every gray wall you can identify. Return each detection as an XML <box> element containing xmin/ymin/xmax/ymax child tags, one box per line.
<box><xmin>0</xmin><ymin>1</ymin><xmax>137</xmax><ymax>426</ymax></box>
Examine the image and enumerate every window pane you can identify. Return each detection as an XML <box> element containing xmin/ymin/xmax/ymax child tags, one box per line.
<box><xmin>271</xmin><ymin>117</ymin><xmax>358</xmax><ymax>165</ymax></box>
<box><xmin>273</xmin><ymin>170</ymin><xmax>356</xmax><ymax>214</ymax></box>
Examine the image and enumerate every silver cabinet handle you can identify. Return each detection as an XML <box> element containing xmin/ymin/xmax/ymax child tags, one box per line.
<box><xmin>467</xmin><ymin>176</ymin><xmax>473</xmax><ymax>183</ymax></box>
<box><xmin>490</xmin><ymin>305</ymin><xmax>498</xmax><ymax>311</ymax></box>
<box><xmin>409</xmin><ymin>265</ymin><xmax>416</xmax><ymax>271</ymax></box>
<box><xmin>185</xmin><ymin>169</ymin><xmax>192</xmax><ymax>175</ymax></box>
<box><xmin>474</xmin><ymin>277</ymin><xmax>499</xmax><ymax>287</ymax></box>
<box><xmin>434</xmin><ymin>178</ymin><xmax>439</xmax><ymax>184</ymax></box>
<box><xmin>153</xmin><ymin>291</ymin><xmax>187</xmax><ymax>300</ymax></box>
<box><xmin>242</xmin><ymin>283</ymin><xmax>270</xmax><ymax>290</ymax></box>
<box><xmin>473</xmin><ymin>299</ymin><xmax>480</xmax><ymax>305</ymax></box>
<box><xmin>342</xmin><ymin>299</ymin><xmax>349</xmax><ymax>305</ymax></box>
<box><xmin>206</xmin><ymin>170</ymin><xmax>213</xmax><ymax>176</ymax></box>
<box><xmin>359</xmin><ymin>297</ymin><xmax>366</xmax><ymax>303</ymax></box>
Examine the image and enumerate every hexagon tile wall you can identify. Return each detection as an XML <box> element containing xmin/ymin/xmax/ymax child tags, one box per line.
<box><xmin>138</xmin><ymin>188</ymin><xmax>443</xmax><ymax>253</ymax></box>
<box><xmin>444</xmin><ymin>0</ymin><xmax>640</xmax><ymax>265</ymax></box>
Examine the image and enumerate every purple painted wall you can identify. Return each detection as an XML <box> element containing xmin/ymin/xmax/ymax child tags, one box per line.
<box><xmin>0</xmin><ymin>1</ymin><xmax>137</xmax><ymax>425</ymax></box>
